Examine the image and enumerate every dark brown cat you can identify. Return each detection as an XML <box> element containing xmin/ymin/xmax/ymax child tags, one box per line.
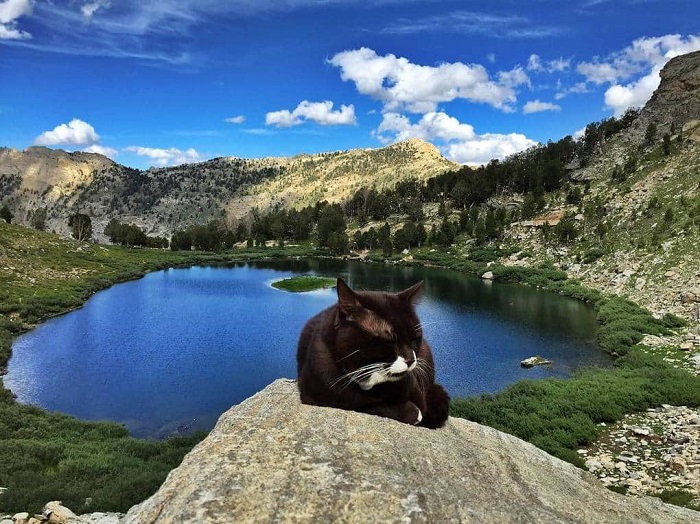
<box><xmin>296</xmin><ymin>278</ymin><xmax>449</xmax><ymax>428</ymax></box>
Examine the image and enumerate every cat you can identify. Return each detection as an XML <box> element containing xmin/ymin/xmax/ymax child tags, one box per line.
<box><xmin>296</xmin><ymin>278</ymin><xmax>449</xmax><ymax>429</ymax></box>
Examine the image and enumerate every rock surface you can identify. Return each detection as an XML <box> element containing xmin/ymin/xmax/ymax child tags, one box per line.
<box><xmin>123</xmin><ymin>379</ymin><xmax>697</xmax><ymax>523</ymax></box>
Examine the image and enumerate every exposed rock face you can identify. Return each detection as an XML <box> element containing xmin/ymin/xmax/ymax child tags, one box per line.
<box><xmin>124</xmin><ymin>380</ymin><xmax>697</xmax><ymax>523</ymax></box>
<box><xmin>640</xmin><ymin>50</ymin><xmax>700</xmax><ymax>129</ymax></box>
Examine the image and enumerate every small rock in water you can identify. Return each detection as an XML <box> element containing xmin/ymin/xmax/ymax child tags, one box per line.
<box><xmin>520</xmin><ymin>356</ymin><xmax>551</xmax><ymax>368</ymax></box>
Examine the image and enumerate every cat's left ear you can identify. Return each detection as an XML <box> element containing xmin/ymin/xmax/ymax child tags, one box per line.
<box><xmin>337</xmin><ymin>278</ymin><xmax>362</xmax><ymax>316</ymax></box>
<box><xmin>399</xmin><ymin>281</ymin><xmax>423</xmax><ymax>304</ymax></box>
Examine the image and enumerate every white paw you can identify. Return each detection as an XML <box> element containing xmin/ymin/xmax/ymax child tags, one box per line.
<box><xmin>414</xmin><ymin>408</ymin><xmax>423</xmax><ymax>425</ymax></box>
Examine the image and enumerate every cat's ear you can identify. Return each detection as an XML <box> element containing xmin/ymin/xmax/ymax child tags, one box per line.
<box><xmin>399</xmin><ymin>281</ymin><xmax>423</xmax><ymax>304</ymax></box>
<box><xmin>337</xmin><ymin>278</ymin><xmax>361</xmax><ymax>317</ymax></box>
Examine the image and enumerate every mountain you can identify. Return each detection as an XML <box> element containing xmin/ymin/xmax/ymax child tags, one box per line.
<box><xmin>0</xmin><ymin>138</ymin><xmax>456</xmax><ymax>241</ymax></box>
<box><xmin>503</xmin><ymin>50</ymin><xmax>700</xmax><ymax>324</ymax></box>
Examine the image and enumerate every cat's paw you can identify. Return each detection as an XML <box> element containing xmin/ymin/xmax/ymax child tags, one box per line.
<box><xmin>413</xmin><ymin>408</ymin><xmax>423</xmax><ymax>425</ymax></box>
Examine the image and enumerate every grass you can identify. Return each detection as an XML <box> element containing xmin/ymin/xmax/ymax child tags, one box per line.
<box><xmin>0</xmin><ymin>221</ymin><xmax>698</xmax><ymax>512</ymax></box>
<box><xmin>0</xmin><ymin>223</ymin><xmax>315</xmax><ymax>515</ymax></box>
<box><xmin>271</xmin><ymin>275</ymin><xmax>336</xmax><ymax>292</ymax></box>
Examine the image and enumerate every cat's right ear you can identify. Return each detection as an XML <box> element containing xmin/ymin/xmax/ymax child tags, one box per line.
<box><xmin>337</xmin><ymin>278</ymin><xmax>361</xmax><ymax>319</ymax></box>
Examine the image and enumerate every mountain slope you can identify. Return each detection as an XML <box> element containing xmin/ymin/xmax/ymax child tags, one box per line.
<box><xmin>501</xmin><ymin>52</ymin><xmax>700</xmax><ymax>324</ymax></box>
<box><xmin>0</xmin><ymin>139</ymin><xmax>456</xmax><ymax>241</ymax></box>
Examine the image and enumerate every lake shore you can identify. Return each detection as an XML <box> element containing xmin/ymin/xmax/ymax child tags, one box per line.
<box><xmin>0</xmin><ymin>223</ymin><xmax>698</xmax><ymax>514</ymax></box>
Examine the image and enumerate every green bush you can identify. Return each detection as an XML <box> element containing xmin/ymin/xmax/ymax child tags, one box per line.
<box><xmin>582</xmin><ymin>247</ymin><xmax>605</xmax><ymax>264</ymax></box>
<box><xmin>450</xmin><ymin>348</ymin><xmax>700</xmax><ymax>467</ymax></box>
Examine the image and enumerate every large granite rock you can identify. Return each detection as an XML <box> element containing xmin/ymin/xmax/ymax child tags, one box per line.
<box><xmin>124</xmin><ymin>379</ymin><xmax>697</xmax><ymax>523</ymax></box>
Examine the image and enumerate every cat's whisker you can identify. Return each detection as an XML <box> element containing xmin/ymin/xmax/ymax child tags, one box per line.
<box><xmin>336</xmin><ymin>350</ymin><xmax>360</xmax><ymax>363</ymax></box>
<box><xmin>330</xmin><ymin>362</ymin><xmax>385</xmax><ymax>390</ymax></box>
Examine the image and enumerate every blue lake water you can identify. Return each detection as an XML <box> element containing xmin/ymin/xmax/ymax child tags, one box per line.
<box><xmin>4</xmin><ymin>260</ymin><xmax>612</xmax><ymax>437</ymax></box>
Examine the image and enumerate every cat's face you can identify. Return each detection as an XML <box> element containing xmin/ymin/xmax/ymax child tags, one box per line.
<box><xmin>333</xmin><ymin>278</ymin><xmax>425</xmax><ymax>391</ymax></box>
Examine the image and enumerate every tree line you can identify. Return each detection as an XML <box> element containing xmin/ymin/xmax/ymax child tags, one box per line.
<box><xmin>5</xmin><ymin>107</ymin><xmax>655</xmax><ymax>254</ymax></box>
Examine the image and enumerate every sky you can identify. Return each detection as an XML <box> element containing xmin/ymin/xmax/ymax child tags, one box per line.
<box><xmin>1</xmin><ymin>1</ymin><xmax>699</xmax><ymax>170</ymax></box>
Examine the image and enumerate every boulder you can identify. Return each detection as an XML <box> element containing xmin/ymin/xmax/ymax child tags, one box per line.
<box><xmin>44</xmin><ymin>501</ymin><xmax>76</xmax><ymax>524</ymax></box>
<box><xmin>123</xmin><ymin>380</ymin><xmax>697</xmax><ymax>523</ymax></box>
<box><xmin>481</xmin><ymin>271</ymin><xmax>494</xmax><ymax>280</ymax></box>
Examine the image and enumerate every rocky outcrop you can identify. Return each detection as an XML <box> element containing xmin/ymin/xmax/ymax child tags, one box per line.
<box><xmin>639</xmin><ymin>50</ymin><xmax>700</xmax><ymax>130</ymax></box>
<box><xmin>122</xmin><ymin>379</ymin><xmax>697</xmax><ymax>523</ymax></box>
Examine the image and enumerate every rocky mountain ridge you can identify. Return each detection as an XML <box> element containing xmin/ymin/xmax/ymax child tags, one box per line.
<box><xmin>0</xmin><ymin>138</ymin><xmax>456</xmax><ymax>241</ymax></box>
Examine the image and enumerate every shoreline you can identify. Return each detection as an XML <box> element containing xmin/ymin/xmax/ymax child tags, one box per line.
<box><xmin>0</xmin><ymin>228</ymin><xmax>698</xmax><ymax>513</ymax></box>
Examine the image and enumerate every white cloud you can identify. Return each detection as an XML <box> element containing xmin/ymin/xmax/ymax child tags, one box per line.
<box><xmin>527</xmin><ymin>53</ymin><xmax>570</xmax><ymax>73</ymax></box>
<box><xmin>554</xmin><ymin>82</ymin><xmax>588</xmax><ymax>100</ymax></box>
<box><xmin>328</xmin><ymin>47</ymin><xmax>519</xmax><ymax>113</ymax></box>
<box><xmin>603</xmin><ymin>66</ymin><xmax>663</xmax><ymax>117</ymax></box>
<box><xmin>34</xmin><ymin>118</ymin><xmax>100</xmax><ymax>146</ymax></box>
<box><xmin>265</xmin><ymin>100</ymin><xmax>356</xmax><ymax>127</ymax></box>
<box><xmin>576</xmin><ymin>61</ymin><xmax>622</xmax><ymax>85</ymax></box>
<box><xmin>577</xmin><ymin>34</ymin><xmax>700</xmax><ymax>85</ymax></box>
<box><xmin>81</xmin><ymin>0</ymin><xmax>110</xmax><ymax>18</ymax></box>
<box><xmin>0</xmin><ymin>0</ymin><xmax>33</xmax><ymax>39</ymax></box>
<box><xmin>376</xmin><ymin>111</ymin><xmax>537</xmax><ymax>166</ymax></box>
<box><xmin>83</xmin><ymin>144</ymin><xmax>118</xmax><ymax>158</ymax></box>
<box><xmin>522</xmin><ymin>100</ymin><xmax>561</xmax><ymax>114</ymax></box>
<box><xmin>498</xmin><ymin>66</ymin><xmax>531</xmax><ymax>89</ymax></box>
<box><xmin>574</xmin><ymin>34</ymin><xmax>700</xmax><ymax>115</ymax></box>
<box><xmin>377</xmin><ymin>112</ymin><xmax>476</xmax><ymax>143</ymax></box>
<box><xmin>446</xmin><ymin>133</ymin><xmax>537</xmax><ymax>165</ymax></box>
<box><xmin>124</xmin><ymin>146</ymin><xmax>203</xmax><ymax>167</ymax></box>
<box><xmin>527</xmin><ymin>54</ymin><xmax>543</xmax><ymax>72</ymax></box>
<box><xmin>224</xmin><ymin>115</ymin><xmax>246</xmax><ymax>124</ymax></box>
<box><xmin>380</xmin><ymin>11</ymin><xmax>562</xmax><ymax>39</ymax></box>
<box><xmin>548</xmin><ymin>57</ymin><xmax>570</xmax><ymax>72</ymax></box>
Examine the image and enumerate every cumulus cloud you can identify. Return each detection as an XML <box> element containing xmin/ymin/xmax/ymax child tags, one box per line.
<box><xmin>522</xmin><ymin>100</ymin><xmax>561</xmax><ymax>114</ymax></box>
<box><xmin>498</xmin><ymin>66</ymin><xmax>531</xmax><ymax>89</ymax></box>
<box><xmin>604</xmin><ymin>66</ymin><xmax>663</xmax><ymax>117</ymax></box>
<box><xmin>376</xmin><ymin>111</ymin><xmax>537</xmax><ymax>166</ymax></box>
<box><xmin>124</xmin><ymin>146</ymin><xmax>203</xmax><ymax>167</ymax></box>
<box><xmin>328</xmin><ymin>47</ymin><xmax>519</xmax><ymax>113</ymax></box>
<box><xmin>445</xmin><ymin>133</ymin><xmax>537</xmax><ymax>165</ymax></box>
<box><xmin>224</xmin><ymin>115</ymin><xmax>246</xmax><ymax>124</ymax></box>
<box><xmin>34</xmin><ymin>118</ymin><xmax>100</xmax><ymax>146</ymax></box>
<box><xmin>81</xmin><ymin>0</ymin><xmax>110</xmax><ymax>18</ymax></box>
<box><xmin>575</xmin><ymin>34</ymin><xmax>700</xmax><ymax>115</ymax></box>
<box><xmin>0</xmin><ymin>0</ymin><xmax>33</xmax><ymax>40</ymax></box>
<box><xmin>577</xmin><ymin>34</ymin><xmax>700</xmax><ymax>85</ymax></box>
<box><xmin>83</xmin><ymin>144</ymin><xmax>118</xmax><ymax>158</ymax></box>
<box><xmin>265</xmin><ymin>100</ymin><xmax>356</xmax><ymax>127</ymax></box>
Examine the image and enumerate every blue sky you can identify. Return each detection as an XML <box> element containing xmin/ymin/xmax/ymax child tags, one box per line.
<box><xmin>1</xmin><ymin>1</ymin><xmax>698</xmax><ymax>169</ymax></box>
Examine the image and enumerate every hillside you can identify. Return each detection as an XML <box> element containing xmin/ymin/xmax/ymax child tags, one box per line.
<box><xmin>0</xmin><ymin>139</ymin><xmax>456</xmax><ymax>242</ymax></box>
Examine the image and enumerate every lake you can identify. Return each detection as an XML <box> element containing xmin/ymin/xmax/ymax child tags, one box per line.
<box><xmin>4</xmin><ymin>259</ymin><xmax>612</xmax><ymax>437</ymax></box>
